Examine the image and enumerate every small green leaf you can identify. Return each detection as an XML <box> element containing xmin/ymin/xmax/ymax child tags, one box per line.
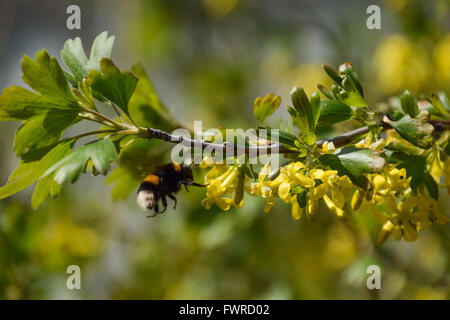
<box><xmin>13</xmin><ymin>109</ymin><xmax>79</xmax><ymax>156</ymax></box>
<box><xmin>323</xmin><ymin>64</ymin><xmax>342</xmax><ymax>85</ymax></box>
<box><xmin>297</xmin><ymin>191</ymin><xmax>308</xmax><ymax>208</ymax></box>
<box><xmin>290</xmin><ymin>86</ymin><xmax>317</xmax><ymax>145</ymax></box>
<box><xmin>31</xmin><ymin>172</ymin><xmax>62</xmax><ymax>209</ymax></box>
<box><xmin>258</xmin><ymin>126</ymin><xmax>298</xmax><ymax>149</ymax></box>
<box><xmin>319</xmin><ymin>147</ymin><xmax>385</xmax><ymax>189</ymax></box>
<box><xmin>72</xmin><ymin>79</ymin><xmax>96</xmax><ymax>110</ymax></box>
<box><xmin>45</xmin><ymin>139</ymin><xmax>118</xmax><ymax>185</ymax></box>
<box><xmin>397</xmin><ymin>155</ymin><xmax>427</xmax><ymax>189</ymax></box>
<box><xmin>339</xmin><ymin>62</ymin><xmax>364</xmax><ymax>97</ymax></box>
<box><xmin>61</xmin><ymin>31</ymin><xmax>115</xmax><ymax>85</ymax></box>
<box><xmin>424</xmin><ymin>173</ymin><xmax>439</xmax><ymax>200</ymax></box>
<box><xmin>87</xmin><ymin>58</ymin><xmax>138</xmax><ymax>116</ymax></box>
<box><xmin>317</xmin><ymin>100</ymin><xmax>355</xmax><ymax>127</ymax></box>
<box><xmin>386</xmin><ymin>111</ymin><xmax>434</xmax><ymax>149</ymax></box>
<box><xmin>336</xmin><ymin>81</ymin><xmax>367</xmax><ymax>107</ymax></box>
<box><xmin>317</xmin><ymin>84</ymin><xmax>334</xmax><ymax>100</ymax></box>
<box><xmin>253</xmin><ymin>93</ymin><xmax>281</xmax><ymax>124</ymax></box>
<box><xmin>0</xmin><ymin>140</ymin><xmax>74</xmax><ymax>200</ymax></box>
<box><xmin>428</xmin><ymin>92</ymin><xmax>450</xmax><ymax>117</ymax></box>
<box><xmin>128</xmin><ymin>64</ymin><xmax>166</xmax><ymax>128</ymax></box>
<box><xmin>400</xmin><ymin>90</ymin><xmax>419</xmax><ymax>118</ymax></box>
<box><xmin>310</xmin><ymin>91</ymin><xmax>321</xmax><ymax>129</ymax></box>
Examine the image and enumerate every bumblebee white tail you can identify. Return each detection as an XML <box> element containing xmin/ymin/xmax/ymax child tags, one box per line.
<box><xmin>137</xmin><ymin>190</ymin><xmax>156</xmax><ymax>210</ymax></box>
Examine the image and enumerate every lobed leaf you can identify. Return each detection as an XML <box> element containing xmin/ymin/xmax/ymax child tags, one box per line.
<box><xmin>13</xmin><ymin>109</ymin><xmax>79</xmax><ymax>156</ymax></box>
<box><xmin>61</xmin><ymin>31</ymin><xmax>115</xmax><ymax>85</ymax></box>
<box><xmin>0</xmin><ymin>140</ymin><xmax>74</xmax><ymax>200</ymax></box>
<box><xmin>45</xmin><ymin>139</ymin><xmax>119</xmax><ymax>185</ymax></box>
<box><xmin>128</xmin><ymin>64</ymin><xmax>168</xmax><ymax>128</ymax></box>
<box><xmin>0</xmin><ymin>50</ymin><xmax>80</xmax><ymax>121</ymax></box>
<box><xmin>87</xmin><ymin>58</ymin><xmax>138</xmax><ymax>116</ymax></box>
<box><xmin>253</xmin><ymin>93</ymin><xmax>281</xmax><ymax>124</ymax></box>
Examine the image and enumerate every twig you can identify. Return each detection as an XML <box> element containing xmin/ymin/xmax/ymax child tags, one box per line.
<box><xmin>145</xmin><ymin>119</ymin><xmax>450</xmax><ymax>155</ymax></box>
<box><xmin>146</xmin><ymin>128</ymin><xmax>296</xmax><ymax>155</ymax></box>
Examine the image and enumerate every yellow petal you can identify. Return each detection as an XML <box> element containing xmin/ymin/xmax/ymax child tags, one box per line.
<box><xmin>295</xmin><ymin>173</ymin><xmax>315</xmax><ymax>187</ymax></box>
<box><xmin>351</xmin><ymin>189</ymin><xmax>364</xmax><ymax>211</ymax></box>
<box><xmin>291</xmin><ymin>201</ymin><xmax>303</xmax><ymax>220</ymax></box>
<box><xmin>378</xmin><ymin>220</ymin><xmax>394</xmax><ymax>244</ymax></box>
<box><xmin>278</xmin><ymin>181</ymin><xmax>291</xmax><ymax>202</ymax></box>
<box><xmin>323</xmin><ymin>195</ymin><xmax>346</xmax><ymax>220</ymax></box>
<box><xmin>372</xmin><ymin>174</ymin><xmax>388</xmax><ymax>190</ymax></box>
<box><xmin>306</xmin><ymin>199</ymin><xmax>318</xmax><ymax>221</ymax></box>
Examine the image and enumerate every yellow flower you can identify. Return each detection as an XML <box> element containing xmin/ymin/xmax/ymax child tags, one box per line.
<box><xmin>321</xmin><ymin>141</ymin><xmax>335</xmax><ymax>153</ymax></box>
<box><xmin>290</xmin><ymin>195</ymin><xmax>303</xmax><ymax>220</ymax></box>
<box><xmin>202</xmin><ymin>165</ymin><xmax>246</xmax><ymax>211</ymax></box>
<box><xmin>385</xmin><ymin>167</ymin><xmax>409</xmax><ymax>193</ymax></box>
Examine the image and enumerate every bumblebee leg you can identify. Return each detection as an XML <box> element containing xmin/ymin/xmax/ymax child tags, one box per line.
<box><xmin>147</xmin><ymin>204</ymin><xmax>159</xmax><ymax>218</ymax></box>
<box><xmin>168</xmin><ymin>194</ymin><xmax>177</xmax><ymax>209</ymax></box>
<box><xmin>189</xmin><ymin>182</ymin><xmax>207</xmax><ymax>187</ymax></box>
<box><xmin>182</xmin><ymin>180</ymin><xmax>207</xmax><ymax>187</ymax></box>
<box><xmin>160</xmin><ymin>196</ymin><xmax>168</xmax><ymax>213</ymax></box>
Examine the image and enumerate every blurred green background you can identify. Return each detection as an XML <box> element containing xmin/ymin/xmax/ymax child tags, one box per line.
<box><xmin>0</xmin><ymin>0</ymin><xmax>449</xmax><ymax>299</ymax></box>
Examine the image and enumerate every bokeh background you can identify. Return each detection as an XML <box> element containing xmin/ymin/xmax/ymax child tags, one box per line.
<box><xmin>0</xmin><ymin>0</ymin><xmax>449</xmax><ymax>299</ymax></box>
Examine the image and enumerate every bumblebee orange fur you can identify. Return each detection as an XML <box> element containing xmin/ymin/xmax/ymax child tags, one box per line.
<box><xmin>172</xmin><ymin>162</ymin><xmax>182</xmax><ymax>172</ymax></box>
<box><xmin>143</xmin><ymin>174</ymin><xmax>160</xmax><ymax>185</ymax></box>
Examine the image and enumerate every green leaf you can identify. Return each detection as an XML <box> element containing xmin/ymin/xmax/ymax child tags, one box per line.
<box><xmin>319</xmin><ymin>147</ymin><xmax>385</xmax><ymax>189</ymax></box>
<box><xmin>258</xmin><ymin>126</ymin><xmax>298</xmax><ymax>149</ymax></box>
<box><xmin>400</xmin><ymin>90</ymin><xmax>419</xmax><ymax>118</ymax></box>
<box><xmin>0</xmin><ymin>51</ymin><xmax>80</xmax><ymax>121</ymax></box>
<box><xmin>297</xmin><ymin>191</ymin><xmax>308</xmax><ymax>208</ymax></box>
<box><xmin>0</xmin><ymin>86</ymin><xmax>52</xmax><ymax>121</ymax></box>
<box><xmin>397</xmin><ymin>155</ymin><xmax>427</xmax><ymax>189</ymax></box>
<box><xmin>310</xmin><ymin>91</ymin><xmax>321</xmax><ymax>129</ymax></box>
<box><xmin>72</xmin><ymin>79</ymin><xmax>96</xmax><ymax>110</ymax></box>
<box><xmin>290</xmin><ymin>86</ymin><xmax>317</xmax><ymax>145</ymax></box>
<box><xmin>429</xmin><ymin>92</ymin><xmax>450</xmax><ymax>117</ymax></box>
<box><xmin>128</xmin><ymin>64</ymin><xmax>168</xmax><ymax>128</ymax></box>
<box><xmin>45</xmin><ymin>139</ymin><xmax>118</xmax><ymax>185</ymax></box>
<box><xmin>61</xmin><ymin>31</ymin><xmax>115</xmax><ymax>85</ymax></box>
<box><xmin>0</xmin><ymin>140</ymin><xmax>74</xmax><ymax>200</ymax></box>
<box><xmin>31</xmin><ymin>172</ymin><xmax>62</xmax><ymax>209</ymax></box>
<box><xmin>317</xmin><ymin>100</ymin><xmax>355</xmax><ymax>127</ymax></box>
<box><xmin>87</xmin><ymin>58</ymin><xmax>138</xmax><ymax>116</ymax></box>
<box><xmin>253</xmin><ymin>93</ymin><xmax>281</xmax><ymax>124</ymax></box>
<box><xmin>424</xmin><ymin>173</ymin><xmax>439</xmax><ymax>200</ymax></box>
<box><xmin>323</xmin><ymin>64</ymin><xmax>342</xmax><ymax>85</ymax></box>
<box><xmin>22</xmin><ymin>50</ymin><xmax>79</xmax><ymax>107</ymax></box>
<box><xmin>339</xmin><ymin>63</ymin><xmax>364</xmax><ymax>98</ymax></box>
<box><xmin>336</xmin><ymin>79</ymin><xmax>367</xmax><ymax>107</ymax></box>
<box><xmin>386</xmin><ymin>111</ymin><xmax>434</xmax><ymax>149</ymax></box>
<box><xmin>317</xmin><ymin>84</ymin><xmax>334</xmax><ymax>100</ymax></box>
<box><xmin>13</xmin><ymin>109</ymin><xmax>79</xmax><ymax>156</ymax></box>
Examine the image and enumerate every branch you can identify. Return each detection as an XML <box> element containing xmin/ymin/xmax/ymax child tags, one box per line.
<box><xmin>146</xmin><ymin>128</ymin><xmax>296</xmax><ymax>155</ymax></box>
<box><xmin>145</xmin><ymin>119</ymin><xmax>450</xmax><ymax>156</ymax></box>
<box><xmin>316</xmin><ymin>119</ymin><xmax>450</xmax><ymax>148</ymax></box>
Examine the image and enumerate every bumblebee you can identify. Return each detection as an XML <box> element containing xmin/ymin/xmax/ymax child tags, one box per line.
<box><xmin>137</xmin><ymin>162</ymin><xmax>204</xmax><ymax>217</ymax></box>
